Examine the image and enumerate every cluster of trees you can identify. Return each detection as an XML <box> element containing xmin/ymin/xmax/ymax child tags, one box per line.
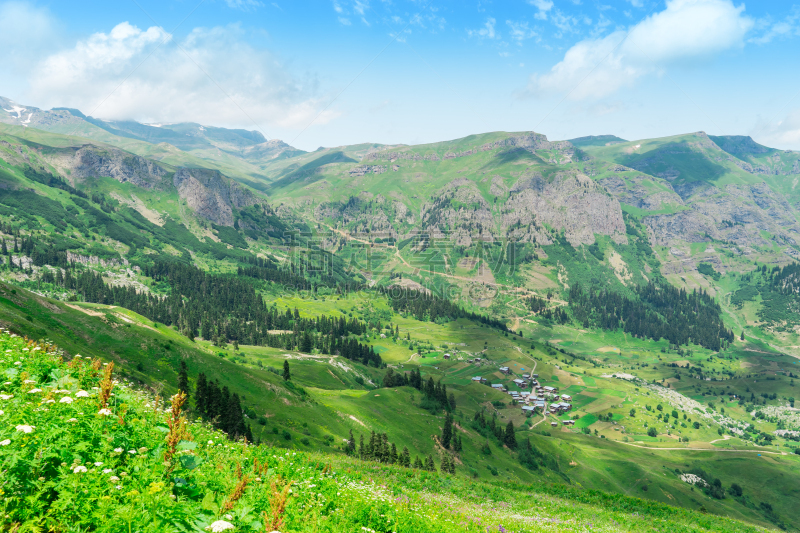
<box><xmin>568</xmin><ymin>282</ymin><xmax>734</xmax><ymax>350</ymax></box>
<box><xmin>193</xmin><ymin>372</ymin><xmax>253</xmax><ymax>442</ymax></box>
<box><xmin>471</xmin><ymin>410</ymin><xmax>517</xmax><ymax>449</ymax></box>
<box><xmin>45</xmin><ymin>262</ymin><xmax>383</xmax><ymax>366</ymax></box>
<box><xmin>380</xmin><ymin>368</ymin><xmax>457</xmax><ymax>412</ymax></box>
<box><xmin>347</xmin><ymin>430</ymin><xmax>453</xmax><ymax>473</ymax></box>
<box><xmin>440</xmin><ymin>412</ymin><xmax>463</xmax><ymax>451</ymax></box>
<box><xmin>384</xmin><ymin>288</ymin><xmax>509</xmax><ymax>331</ymax></box>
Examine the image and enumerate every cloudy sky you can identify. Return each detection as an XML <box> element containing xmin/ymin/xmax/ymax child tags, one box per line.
<box><xmin>0</xmin><ymin>0</ymin><xmax>798</xmax><ymax>150</ymax></box>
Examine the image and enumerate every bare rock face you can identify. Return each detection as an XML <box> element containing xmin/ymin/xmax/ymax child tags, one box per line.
<box><xmin>501</xmin><ymin>171</ymin><xmax>627</xmax><ymax>246</ymax></box>
<box><xmin>173</xmin><ymin>168</ymin><xmax>257</xmax><ymax>226</ymax></box>
<box><xmin>598</xmin><ymin>174</ymin><xmax>684</xmax><ymax>211</ymax></box>
<box><xmin>47</xmin><ymin>145</ymin><xmax>168</xmax><ymax>189</ymax></box>
<box><xmin>420</xmin><ymin>178</ymin><xmax>496</xmax><ymax>246</ymax></box>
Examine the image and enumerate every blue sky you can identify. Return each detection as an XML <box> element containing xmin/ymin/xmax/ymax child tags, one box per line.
<box><xmin>1</xmin><ymin>0</ymin><xmax>799</xmax><ymax>150</ymax></box>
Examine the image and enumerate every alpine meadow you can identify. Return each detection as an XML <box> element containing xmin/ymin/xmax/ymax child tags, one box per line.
<box><xmin>2</xmin><ymin>0</ymin><xmax>800</xmax><ymax>531</ymax></box>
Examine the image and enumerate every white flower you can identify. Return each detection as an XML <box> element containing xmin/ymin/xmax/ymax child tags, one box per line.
<box><xmin>113</xmin><ymin>447</ymin><xmax>123</xmax><ymax>453</ymax></box>
<box><xmin>75</xmin><ymin>391</ymin><xmax>89</xmax><ymax>398</ymax></box>
<box><xmin>59</xmin><ymin>397</ymin><xmax>74</xmax><ymax>404</ymax></box>
<box><xmin>109</xmin><ymin>475</ymin><xmax>120</xmax><ymax>482</ymax></box>
<box><xmin>72</xmin><ymin>466</ymin><xmax>87</xmax><ymax>473</ymax></box>
<box><xmin>15</xmin><ymin>425</ymin><xmax>34</xmax><ymax>433</ymax></box>
<box><xmin>0</xmin><ymin>410</ymin><xmax>4</xmax><ymax>416</ymax></box>
<box><xmin>128</xmin><ymin>450</ymin><xmax>136</xmax><ymax>454</ymax></box>
<box><xmin>207</xmin><ymin>520</ymin><xmax>235</xmax><ymax>532</ymax></box>
<box><xmin>115</xmin><ymin>484</ymin><xmax>123</xmax><ymax>490</ymax></box>
<box><xmin>0</xmin><ymin>394</ymin><xmax>12</xmax><ymax>400</ymax></box>
<box><xmin>94</xmin><ymin>462</ymin><xmax>103</xmax><ymax>467</ymax></box>
<box><xmin>28</xmin><ymin>388</ymin><xmax>42</xmax><ymax>394</ymax></box>
<box><xmin>67</xmin><ymin>418</ymin><xmax>78</xmax><ymax>423</ymax></box>
<box><xmin>45</xmin><ymin>399</ymin><xmax>55</xmax><ymax>404</ymax></box>
<box><xmin>0</xmin><ymin>439</ymin><xmax>10</xmax><ymax>446</ymax></box>
<box><xmin>13</xmin><ymin>362</ymin><xmax>21</xmax><ymax>365</ymax></box>
<box><xmin>103</xmin><ymin>468</ymin><xmax>113</xmax><ymax>473</ymax></box>
<box><xmin>208</xmin><ymin>440</ymin><xmax>214</xmax><ymax>445</ymax></box>
<box><xmin>97</xmin><ymin>408</ymin><xmax>113</xmax><ymax>416</ymax></box>
<box><xmin>23</xmin><ymin>379</ymin><xmax>36</xmax><ymax>384</ymax></box>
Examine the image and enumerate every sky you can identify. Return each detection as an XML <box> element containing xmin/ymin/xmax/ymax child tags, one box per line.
<box><xmin>0</xmin><ymin>0</ymin><xmax>799</xmax><ymax>151</ymax></box>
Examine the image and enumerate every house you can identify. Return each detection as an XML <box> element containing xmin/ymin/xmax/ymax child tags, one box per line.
<box><xmin>491</xmin><ymin>384</ymin><xmax>507</xmax><ymax>393</ymax></box>
<box><xmin>499</xmin><ymin>366</ymin><xmax>511</xmax><ymax>375</ymax></box>
<box><xmin>561</xmin><ymin>394</ymin><xmax>572</xmax><ymax>401</ymax></box>
<box><xmin>443</xmin><ymin>353</ymin><xmax>450</xmax><ymax>359</ymax></box>
<box><xmin>522</xmin><ymin>405</ymin><xmax>536</xmax><ymax>415</ymax></box>
<box><xmin>532</xmin><ymin>374</ymin><xmax>539</xmax><ymax>378</ymax></box>
<box><xmin>543</xmin><ymin>386</ymin><xmax>558</xmax><ymax>393</ymax></box>
<box><xmin>522</xmin><ymin>373</ymin><xmax>530</xmax><ymax>379</ymax></box>
<box><xmin>512</xmin><ymin>378</ymin><xmax>528</xmax><ymax>388</ymax></box>
<box><xmin>471</xmin><ymin>376</ymin><xmax>487</xmax><ymax>384</ymax></box>
<box><xmin>563</xmin><ymin>420</ymin><xmax>575</xmax><ymax>426</ymax></box>
<box><xmin>550</xmin><ymin>421</ymin><xmax>559</xmax><ymax>427</ymax></box>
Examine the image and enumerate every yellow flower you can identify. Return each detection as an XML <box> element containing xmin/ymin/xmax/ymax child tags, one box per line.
<box><xmin>147</xmin><ymin>481</ymin><xmax>165</xmax><ymax>495</ymax></box>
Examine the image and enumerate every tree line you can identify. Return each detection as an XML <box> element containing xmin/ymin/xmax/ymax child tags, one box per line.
<box><xmin>383</xmin><ymin>287</ymin><xmax>509</xmax><ymax>331</ymax></box>
<box><xmin>568</xmin><ymin>282</ymin><xmax>734</xmax><ymax>350</ymax></box>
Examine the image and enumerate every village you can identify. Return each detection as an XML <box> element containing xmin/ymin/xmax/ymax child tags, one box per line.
<box><xmin>469</xmin><ymin>364</ymin><xmax>574</xmax><ymax>428</ymax></box>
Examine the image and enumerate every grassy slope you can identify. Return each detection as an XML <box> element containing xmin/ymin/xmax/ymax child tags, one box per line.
<box><xmin>2</xmin><ymin>281</ymin><xmax>798</xmax><ymax>529</ymax></box>
<box><xmin>0</xmin><ymin>331</ymin><xmax>777</xmax><ymax>532</ymax></box>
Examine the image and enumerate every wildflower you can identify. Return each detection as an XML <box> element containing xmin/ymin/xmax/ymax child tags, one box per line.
<box><xmin>23</xmin><ymin>379</ymin><xmax>36</xmax><ymax>384</ymax></box>
<box><xmin>27</xmin><ymin>388</ymin><xmax>42</xmax><ymax>394</ymax></box>
<box><xmin>0</xmin><ymin>394</ymin><xmax>12</xmax><ymax>400</ymax></box>
<box><xmin>72</xmin><ymin>466</ymin><xmax>88</xmax><ymax>473</ymax></box>
<box><xmin>0</xmin><ymin>410</ymin><xmax>3</xmax><ymax>415</ymax></box>
<box><xmin>128</xmin><ymin>450</ymin><xmax>136</xmax><ymax>454</ymax></box>
<box><xmin>103</xmin><ymin>468</ymin><xmax>113</xmax><ymax>473</ymax></box>
<box><xmin>75</xmin><ymin>391</ymin><xmax>89</xmax><ymax>398</ymax></box>
<box><xmin>45</xmin><ymin>399</ymin><xmax>55</xmax><ymax>404</ymax></box>
<box><xmin>94</xmin><ymin>462</ymin><xmax>104</xmax><ymax>467</ymax></box>
<box><xmin>0</xmin><ymin>439</ymin><xmax>10</xmax><ymax>446</ymax></box>
<box><xmin>137</xmin><ymin>447</ymin><xmax>148</xmax><ymax>453</ymax></box>
<box><xmin>98</xmin><ymin>408</ymin><xmax>113</xmax><ymax>416</ymax></box>
<box><xmin>67</xmin><ymin>418</ymin><xmax>78</xmax><ymax>423</ymax></box>
<box><xmin>109</xmin><ymin>475</ymin><xmax>120</xmax><ymax>482</ymax></box>
<box><xmin>59</xmin><ymin>397</ymin><xmax>73</xmax><ymax>404</ymax></box>
<box><xmin>13</xmin><ymin>361</ymin><xmax>21</xmax><ymax>365</ymax></box>
<box><xmin>207</xmin><ymin>520</ymin><xmax>235</xmax><ymax>532</ymax></box>
<box><xmin>15</xmin><ymin>425</ymin><xmax>34</xmax><ymax>433</ymax></box>
<box><xmin>113</xmin><ymin>447</ymin><xmax>123</xmax><ymax>453</ymax></box>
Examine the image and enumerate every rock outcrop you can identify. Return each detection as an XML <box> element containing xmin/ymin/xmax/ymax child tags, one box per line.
<box><xmin>172</xmin><ymin>168</ymin><xmax>258</xmax><ymax>226</ymax></box>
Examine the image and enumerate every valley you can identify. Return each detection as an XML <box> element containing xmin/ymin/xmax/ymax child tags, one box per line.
<box><xmin>1</xmin><ymin>98</ymin><xmax>800</xmax><ymax>530</ymax></box>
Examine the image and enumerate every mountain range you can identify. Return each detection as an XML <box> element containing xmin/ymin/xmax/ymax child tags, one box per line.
<box><xmin>2</xmin><ymin>96</ymin><xmax>800</xmax><ymax>531</ymax></box>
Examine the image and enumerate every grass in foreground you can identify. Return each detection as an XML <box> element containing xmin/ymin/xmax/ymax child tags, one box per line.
<box><xmin>0</xmin><ymin>330</ymin><xmax>775</xmax><ymax>532</ymax></box>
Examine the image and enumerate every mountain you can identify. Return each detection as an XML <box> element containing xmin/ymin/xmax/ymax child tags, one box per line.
<box><xmin>1</xmin><ymin>109</ymin><xmax>800</xmax><ymax>531</ymax></box>
<box><xmin>0</xmin><ymin>96</ymin><xmax>305</xmax><ymax>188</ymax></box>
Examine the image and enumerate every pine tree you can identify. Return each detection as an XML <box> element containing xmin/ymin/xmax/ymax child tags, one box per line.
<box><xmin>453</xmin><ymin>435</ymin><xmax>462</xmax><ymax>452</ymax></box>
<box><xmin>740</xmin><ymin>330</ymin><xmax>745</xmax><ymax>341</ymax></box>
<box><xmin>390</xmin><ymin>442</ymin><xmax>398</xmax><ymax>464</ymax></box>
<box><xmin>441</xmin><ymin>455</ymin><xmax>450</xmax><ymax>475</ymax></box>
<box><xmin>504</xmin><ymin>420</ymin><xmax>517</xmax><ymax>449</ymax></box>
<box><xmin>401</xmin><ymin>446</ymin><xmax>411</xmax><ymax>467</ymax></box>
<box><xmin>283</xmin><ymin>360</ymin><xmax>291</xmax><ymax>381</ymax></box>
<box><xmin>195</xmin><ymin>372</ymin><xmax>208</xmax><ymax>415</ymax></box>
<box><xmin>358</xmin><ymin>434</ymin><xmax>365</xmax><ymax>459</ymax></box>
<box><xmin>178</xmin><ymin>361</ymin><xmax>189</xmax><ymax>397</ymax></box>
<box><xmin>347</xmin><ymin>429</ymin><xmax>356</xmax><ymax>455</ymax></box>
<box><xmin>413</xmin><ymin>456</ymin><xmax>423</xmax><ymax>469</ymax></box>
<box><xmin>442</xmin><ymin>412</ymin><xmax>453</xmax><ymax>449</ymax></box>
<box><xmin>425</xmin><ymin>454</ymin><xmax>435</xmax><ymax>472</ymax></box>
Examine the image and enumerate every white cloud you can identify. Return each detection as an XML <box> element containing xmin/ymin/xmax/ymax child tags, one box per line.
<box><xmin>750</xmin><ymin>8</ymin><xmax>800</xmax><ymax>45</ymax></box>
<box><xmin>524</xmin><ymin>0</ymin><xmax>754</xmax><ymax>100</ymax></box>
<box><xmin>753</xmin><ymin>109</ymin><xmax>800</xmax><ymax>149</ymax></box>
<box><xmin>506</xmin><ymin>20</ymin><xmax>537</xmax><ymax>43</ymax></box>
<box><xmin>528</xmin><ymin>0</ymin><xmax>554</xmax><ymax>21</ymax></box>
<box><xmin>468</xmin><ymin>17</ymin><xmax>497</xmax><ymax>39</ymax></box>
<box><xmin>28</xmin><ymin>22</ymin><xmax>338</xmax><ymax>131</ymax></box>
<box><xmin>333</xmin><ymin>1</ymin><xmax>343</xmax><ymax>13</ymax></box>
<box><xmin>339</xmin><ymin>16</ymin><xmax>352</xmax><ymax>25</ymax></box>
